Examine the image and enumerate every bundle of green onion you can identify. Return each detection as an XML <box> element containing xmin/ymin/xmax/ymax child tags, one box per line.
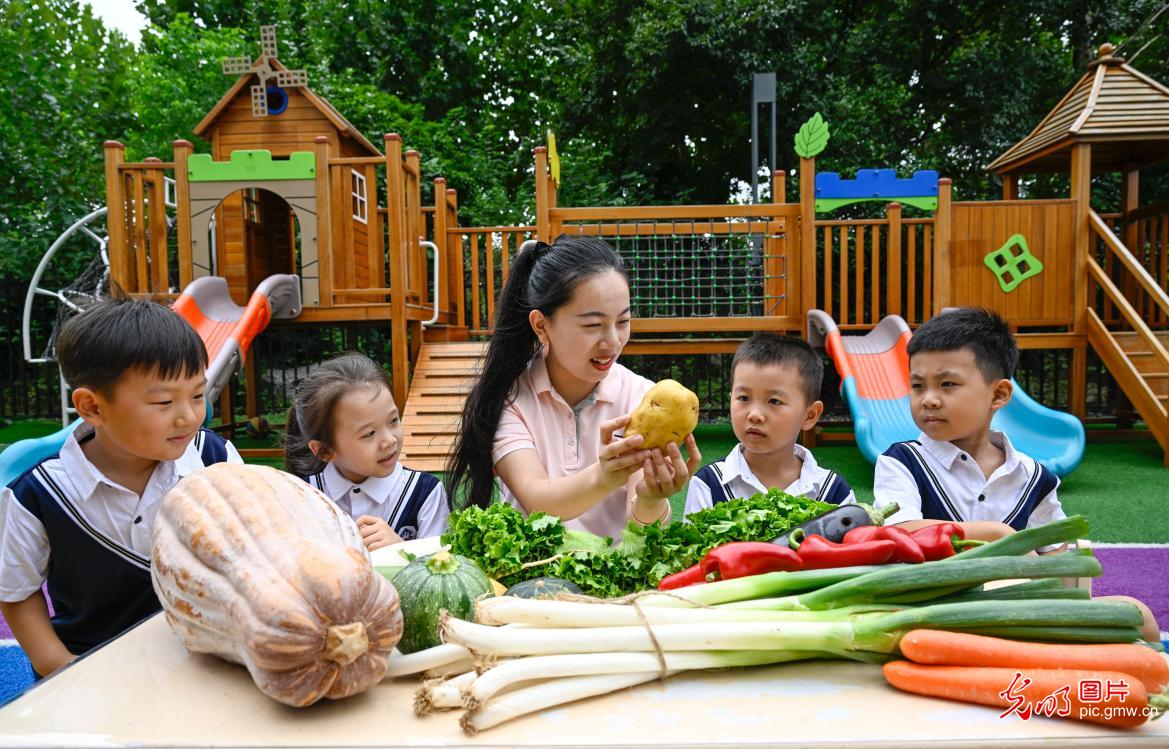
<box><xmin>386</xmin><ymin>516</ymin><xmax>1147</xmax><ymax>734</ymax></box>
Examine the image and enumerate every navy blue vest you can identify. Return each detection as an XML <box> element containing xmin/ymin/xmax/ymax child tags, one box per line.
<box><xmin>5</xmin><ymin>428</ymin><xmax>230</xmax><ymax>656</ymax></box>
<box><xmin>305</xmin><ymin>468</ymin><xmax>441</xmax><ymax>541</ymax></box>
<box><xmin>695</xmin><ymin>462</ymin><xmax>853</xmax><ymax>506</ymax></box>
<box><xmin>881</xmin><ymin>440</ymin><xmax>1058</xmax><ymax>529</ymax></box>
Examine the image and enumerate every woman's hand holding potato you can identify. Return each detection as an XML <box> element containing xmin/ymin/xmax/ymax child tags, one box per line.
<box><xmin>596</xmin><ymin>414</ymin><xmax>653</xmax><ymax>491</ymax></box>
<box><xmin>635</xmin><ymin>435</ymin><xmax>702</xmax><ymax>502</ymax></box>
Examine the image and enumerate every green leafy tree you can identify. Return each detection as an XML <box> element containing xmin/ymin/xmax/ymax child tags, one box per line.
<box><xmin>0</xmin><ymin>0</ymin><xmax>137</xmax><ymax>280</ymax></box>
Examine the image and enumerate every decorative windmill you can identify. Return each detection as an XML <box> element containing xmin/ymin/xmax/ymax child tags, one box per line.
<box><xmin>221</xmin><ymin>25</ymin><xmax>309</xmax><ymax>118</ymax></box>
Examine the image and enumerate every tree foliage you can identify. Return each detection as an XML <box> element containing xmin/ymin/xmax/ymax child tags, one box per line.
<box><xmin>2</xmin><ymin>0</ymin><xmax>1167</xmax><ymax>283</ymax></box>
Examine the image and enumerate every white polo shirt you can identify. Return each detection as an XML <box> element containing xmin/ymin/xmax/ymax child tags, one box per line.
<box><xmin>0</xmin><ymin>424</ymin><xmax>243</xmax><ymax>602</ymax></box>
<box><xmin>873</xmin><ymin>430</ymin><xmax>1065</xmax><ymax>528</ymax></box>
<box><xmin>310</xmin><ymin>461</ymin><xmax>449</xmax><ymax>540</ymax></box>
<box><xmin>684</xmin><ymin>443</ymin><xmax>856</xmax><ymax>517</ymax></box>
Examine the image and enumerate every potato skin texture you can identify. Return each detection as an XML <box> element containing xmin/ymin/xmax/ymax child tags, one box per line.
<box><xmin>625</xmin><ymin>379</ymin><xmax>700</xmax><ymax>450</ymax></box>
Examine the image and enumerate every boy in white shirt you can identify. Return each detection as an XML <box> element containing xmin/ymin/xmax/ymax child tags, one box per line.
<box><xmin>874</xmin><ymin>307</ymin><xmax>1160</xmax><ymax>641</ymax></box>
<box><xmin>0</xmin><ymin>299</ymin><xmax>243</xmax><ymax>676</ymax></box>
<box><xmin>873</xmin><ymin>308</ymin><xmax>1056</xmax><ymax>541</ymax></box>
<box><xmin>685</xmin><ymin>333</ymin><xmax>854</xmax><ymax>514</ymax></box>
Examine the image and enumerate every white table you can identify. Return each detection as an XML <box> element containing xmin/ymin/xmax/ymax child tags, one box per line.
<box><xmin>0</xmin><ymin>612</ymin><xmax>1165</xmax><ymax>748</ymax></box>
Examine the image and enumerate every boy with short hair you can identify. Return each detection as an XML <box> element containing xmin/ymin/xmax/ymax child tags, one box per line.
<box><xmin>684</xmin><ymin>333</ymin><xmax>854</xmax><ymax>515</ymax></box>
<box><xmin>0</xmin><ymin>299</ymin><xmax>242</xmax><ymax>676</ymax></box>
<box><xmin>873</xmin><ymin>308</ymin><xmax>1057</xmax><ymax>540</ymax></box>
<box><xmin>875</xmin><ymin>307</ymin><xmax>1161</xmax><ymax>641</ymax></box>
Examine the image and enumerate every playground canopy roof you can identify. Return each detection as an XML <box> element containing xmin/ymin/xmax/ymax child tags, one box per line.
<box><xmin>988</xmin><ymin>45</ymin><xmax>1169</xmax><ymax>176</ymax></box>
<box><xmin>194</xmin><ymin>57</ymin><xmax>382</xmax><ymax>158</ymax></box>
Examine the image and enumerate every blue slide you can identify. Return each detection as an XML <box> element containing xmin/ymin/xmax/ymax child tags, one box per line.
<box><xmin>0</xmin><ymin>421</ymin><xmax>80</xmax><ymax>487</ymax></box>
<box><xmin>808</xmin><ymin>310</ymin><xmax>1086</xmax><ymax>477</ymax></box>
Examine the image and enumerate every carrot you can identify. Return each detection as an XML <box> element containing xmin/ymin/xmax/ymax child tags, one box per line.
<box><xmin>900</xmin><ymin>629</ymin><xmax>1169</xmax><ymax>692</ymax></box>
<box><xmin>883</xmin><ymin>661</ymin><xmax>1168</xmax><ymax>728</ymax></box>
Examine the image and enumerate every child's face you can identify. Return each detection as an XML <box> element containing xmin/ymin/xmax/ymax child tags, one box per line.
<box><xmin>83</xmin><ymin>367</ymin><xmax>207</xmax><ymax>463</ymax></box>
<box><xmin>531</xmin><ymin>270</ymin><xmax>632</xmax><ymax>389</ymax></box>
<box><xmin>318</xmin><ymin>384</ymin><xmax>402</xmax><ymax>483</ymax></box>
<box><xmin>909</xmin><ymin>348</ymin><xmax>1011</xmax><ymax>444</ymax></box>
<box><xmin>730</xmin><ymin>362</ymin><xmax>822</xmax><ymax>459</ymax></box>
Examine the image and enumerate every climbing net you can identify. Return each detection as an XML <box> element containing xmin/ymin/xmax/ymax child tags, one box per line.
<box><xmin>559</xmin><ymin>219</ymin><xmax>786</xmax><ymax>318</ymax></box>
<box><xmin>41</xmin><ymin>252</ymin><xmax>110</xmax><ymax>361</ymax></box>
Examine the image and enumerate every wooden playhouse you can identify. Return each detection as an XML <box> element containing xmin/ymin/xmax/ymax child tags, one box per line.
<box><xmin>99</xmin><ymin>38</ymin><xmax>1169</xmax><ymax>467</ymax></box>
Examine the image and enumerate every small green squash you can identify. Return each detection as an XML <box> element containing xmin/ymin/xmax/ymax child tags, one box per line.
<box><xmin>393</xmin><ymin>550</ymin><xmax>493</xmax><ymax>653</ymax></box>
<box><xmin>505</xmin><ymin>577</ymin><xmax>582</xmax><ymax>600</ymax></box>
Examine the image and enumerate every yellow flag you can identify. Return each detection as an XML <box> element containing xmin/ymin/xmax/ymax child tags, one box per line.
<box><xmin>547</xmin><ymin>130</ymin><xmax>561</xmax><ymax>188</ymax></box>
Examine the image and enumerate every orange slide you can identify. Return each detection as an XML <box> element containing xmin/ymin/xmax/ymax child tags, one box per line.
<box><xmin>172</xmin><ymin>274</ymin><xmax>302</xmax><ymax>404</ymax></box>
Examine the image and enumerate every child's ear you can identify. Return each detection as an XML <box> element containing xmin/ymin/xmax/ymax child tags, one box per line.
<box><xmin>990</xmin><ymin>378</ymin><xmax>1013</xmax><ymax>410</ymax></box>
<box><xmin>802</xmin><ymin>399</ymin><xmax>824</xmax><ymax>431</ymax></box>
<box><xmin>308</xmin><ymin>439</ymin><xmax>334</xmax><ymax>463</ymax></box>
<box><xmin>71</xmin><ymin>387</ymin><xmax>103</xmax><ymax>426</ymax></box>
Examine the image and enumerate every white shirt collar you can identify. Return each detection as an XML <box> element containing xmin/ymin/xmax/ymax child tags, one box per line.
<box><xmin>321</xmin><ymin>461</ymin><xmax>404</xmax><ymax>505</ymax></box>
<box><xmin>917</xmin><ymin>429</ymin><xmax>1021</xmax><ymax>475</ymax></box>
<box><xmin>60</xmin><ymin>422</ymin><xmax>207</xmax><ymax>500</ymax></box>
<box><xmin>721</xmin><ymin>442</ymin><xmax>823</xmax><ymax>495</ymax></box>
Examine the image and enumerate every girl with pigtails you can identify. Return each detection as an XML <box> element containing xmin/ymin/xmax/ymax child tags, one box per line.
<box><xmin>445</xmin><ymin>235</ymin><xmax>700</xmax><ymax>537</ymax></box>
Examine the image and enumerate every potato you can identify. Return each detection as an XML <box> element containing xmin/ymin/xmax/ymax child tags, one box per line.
<box><xmin>625</xmin><ymin>379</ymin><xmax>700</xmax><ymax>450</ymax></box>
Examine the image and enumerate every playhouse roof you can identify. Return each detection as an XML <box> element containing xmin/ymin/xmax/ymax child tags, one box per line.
<box><xmin>194</xmin><ymin>58</ymin><xmax>382</xmax><ymax>158</ymax></box>
<box><xmin>988</xmin><ymin>46</ymin><xmax>1169</xmax><ymax>175</ymax></box>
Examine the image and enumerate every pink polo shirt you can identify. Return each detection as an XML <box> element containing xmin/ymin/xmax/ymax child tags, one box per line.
<box><xmin>492</xmin><ymin>354</ymin><xmax>653</xmax><ymax>537</ymax></box>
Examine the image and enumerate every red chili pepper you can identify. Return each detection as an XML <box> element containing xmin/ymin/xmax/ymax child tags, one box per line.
<box><xmin>795</xmin><ymin>533</ymin><xmax>898</xmax><ymax>569</ymax></box>
<box><xmin>700</xmin><ymin>542</ymin><xmax>802</xmax><ymax>581</ymax></box>
<box><xmin>843</xmin><ymin>525</ymin><xmax>926</xmax><ymax>564</ymax></box>
<box><xmin>909</xmin><ymin>522</ymin><xmax>977</xmax><ymax>561</ymax></box>
<box><xmin>658</xmin><ymin>562</ymin><xmax>708</xmax><ymax>590</ymax></box>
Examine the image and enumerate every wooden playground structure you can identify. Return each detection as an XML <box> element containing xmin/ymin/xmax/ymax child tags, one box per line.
<box><xmin>98</xmin><ymin>39</ymin><xmax>1169</xmax><ymax>468</ymax></box>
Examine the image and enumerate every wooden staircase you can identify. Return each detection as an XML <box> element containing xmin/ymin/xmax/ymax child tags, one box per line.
<box><xmin>400</xmin><ymin>341</ymin><xmax>487</xmax><ymax>472</ymax></box>
<box><xmin>1085</xmin><ymin>210</ymin><xmax>1169</xmax><ymax>466</ymax></box>
<box><xmin>1086</xmin><ymin>324</ymin><xmax>1169</xmax><ymax>465</ymax></box>
<box><xmin>1113</xmin><ymin>331</ymin><xmax>1169</xmax><ymax>408</ymax></box>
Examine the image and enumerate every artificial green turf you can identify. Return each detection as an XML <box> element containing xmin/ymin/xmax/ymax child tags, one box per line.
<box><xmin>670</xmin><ymin>425</ymin><xmax>1168</xmax><ymax>544</ymax></box>
<box><xmin>2</xmin><ymin>420</ymin><xmax>1164</xmax><ymax>543</ymax></box>
<box><xmin>0</xmin><ymin>419</ymin><xmax>62</xmax><ymax>446</ymax></box>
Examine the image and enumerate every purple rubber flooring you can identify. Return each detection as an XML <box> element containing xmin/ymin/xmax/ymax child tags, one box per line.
<box><xmin>1090</xmin><ymin>545</ymin><xmax>1169</xmax><ymax>638</ymax></box>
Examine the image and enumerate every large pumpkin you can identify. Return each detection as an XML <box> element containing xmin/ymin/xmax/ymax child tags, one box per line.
<box><xmin>151</xmin><ymin>463</ymin><xmax>402</xmax><ymax>707</ymax></box>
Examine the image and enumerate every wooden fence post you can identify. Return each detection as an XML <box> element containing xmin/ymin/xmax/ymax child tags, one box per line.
<box><xmin>1070</xmin><ymin>143</ymin><xmax>1093</xmax><ymax>418</ymax></box>
<box><xmin>313</xmin><ymin>136</ymin><xmax>334</xmax><ymax>308</ymax></box>
<box><xmin>433</xmin><ymin>177</ymin><xmax>451</xmax><ymax>322</ymax></box>
<box><xmin>449</xmin><ymin>188</ymin><xmax>465</xmax><ymax>329</ymax></box>
<box><xmin>1001</xmin><ymin>173</ymin><xmax>1019</xmax><ymax>201</ymax></box>
<box><xmin>772</xmin><ymin>170</ymin><xmax>785</xmax><ymax>204</ymax></box>
<box><xmin>172</xmin><ymin>140</ymin><xmax>194</xmax><ymax>289</ymax></box>
<box><xmin>932</xmin><ymin>178</ymin><xmax>952</xmax><ymax>314</ymax></box>
<box><xmin>1070</xmin><ymin>144</ymin><xmax>1091</xmax><ymax>337</ymax></box>
<box><xmin>535</xmin><ymin>147</ymin><xmax>550</xmax><ymax>241</ymax></box>
<box><xmin>799</xmin><ymin>157</ymin><xmax>816</xmax><ymax>322</ymax></box>
<box><xmin>887</xmin><ymin>202</ymin><xmax>903</xmax><ymax>318</ymax></box>
<box><xmin>103</xmin><ymin>141</ymin><xmax>127</xmax><ymax>294</ymax></box>
<box><xmin>385</xmin><ymin>133</ymin><xmax>410</xmax><ymax>408</ymax></box>
<box><xmin>143</xmin><ymin>157</ymin><xmax>169</xmax><ymax>294</ymax></box>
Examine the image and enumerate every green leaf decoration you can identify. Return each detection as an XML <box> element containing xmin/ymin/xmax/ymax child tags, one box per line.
<box><xmin>794</xmin><ymin>112</ymin><xmax>830</xmax><ymax>159</ymax></box>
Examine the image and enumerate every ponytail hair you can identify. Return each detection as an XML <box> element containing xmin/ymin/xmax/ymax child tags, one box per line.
<box><xmin>284</xmin><ymin>352</ymin><xmax>393</xmax><ymax>476</ymax></box>
<box><xmin>445</xmin><ymin>235</ymin><xmax>628</xmax><ymax>508</ymax></box>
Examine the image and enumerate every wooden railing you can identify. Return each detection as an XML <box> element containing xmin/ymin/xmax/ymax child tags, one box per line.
<box><xmin>813</xmin><ymin>204</ymin><xmax>937</xmax><ymax>328</ymax></box>
<box><xmin>1124</xmin><ymin>201</ymin><xmax>1169</xmax><ymax>328</ymax></box>
<box><xmin>450</xmin><ymin>226</ymin><xmax>536</xmax><ymax>334</ymax></box>
<box><xmin>1086</xmin><ymin>210</ymin><xmax>1169</xmax><ymax>456</ymax></box>
<box><xmin>103</xmin><ymin>143</ymin><xmax>176</xmax><ymax>296</ymax></box>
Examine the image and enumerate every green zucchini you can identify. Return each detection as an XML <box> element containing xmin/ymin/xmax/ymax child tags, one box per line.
<box><xmin>393</xmin><ymin>550</ymin><xmax>494</xmax><ymax>653</ymax></box>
